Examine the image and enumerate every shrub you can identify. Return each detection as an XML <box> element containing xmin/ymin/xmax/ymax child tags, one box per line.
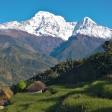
<box><xmin>16</xmin><ymin>80</ymin><xmax>27</xmax><ymax>92</ymax></box>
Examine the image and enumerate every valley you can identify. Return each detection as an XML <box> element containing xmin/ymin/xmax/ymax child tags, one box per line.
<box><xmin>0</xmin><ymin>10</ymin><xmax>112</xmax><ymax>112</ymax></box>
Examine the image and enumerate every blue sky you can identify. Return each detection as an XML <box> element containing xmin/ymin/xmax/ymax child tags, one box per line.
<box><xmin>0</xmin><ymin>0</ymin><xmax>112</xmax><ymax>27</ymax></box>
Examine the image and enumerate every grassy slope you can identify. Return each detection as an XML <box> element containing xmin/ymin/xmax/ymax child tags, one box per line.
<box><xmin>1</xmin><ymin>80</ymin><xmax>112</xmax><ymax>112</ymax></box>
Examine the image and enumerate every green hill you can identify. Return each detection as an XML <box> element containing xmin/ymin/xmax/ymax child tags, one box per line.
<box><xmin>28</xmin><ymin>52</ymin><xmax>112</xmax><ymax>85</ymax></box>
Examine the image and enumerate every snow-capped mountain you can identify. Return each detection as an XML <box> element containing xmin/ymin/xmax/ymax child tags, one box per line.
<box><xmin>0</xmin><ymin>11</ymin><xmax>112</xmax><ymax>61</ymax></box>
<box><xmin>73</xmin><ymin>17</ymin><xmax>112</xmax><ymax>39</ymax></box>
<box><xmin>0</xmin><ymin>11</ymin><xmax>75</xmax><ymax>40</ymax></box>
<box><xmin>50</xmin><ymin>17</ymin><xmax>112</xmax><ymax>61</ymax></box>
<box><xmin>0</xmin><ymin>11</ymin><xmax>112</xmax><ymax>40</ymax></box>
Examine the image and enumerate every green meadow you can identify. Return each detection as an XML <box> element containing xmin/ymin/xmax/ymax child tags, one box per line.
<box><xmin>1</xmin><ymin>80</ymin><xmax>112</xmax><ymax>112</ymax></box>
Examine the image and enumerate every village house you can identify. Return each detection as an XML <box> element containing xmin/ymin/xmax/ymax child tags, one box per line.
<box><xmin>27</xmin><ymin>81</ymin><xmax>47</xmax><ymax>93</ymax></box>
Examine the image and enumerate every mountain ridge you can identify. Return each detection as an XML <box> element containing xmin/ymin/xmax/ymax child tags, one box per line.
<box><xmin>0</xmin><ymin>34</ymin><xmax>58</xmax><ymax>85</ymax></box>
<box><xmin>0</xmin><ymin>11</ymin><xmax>76</xmax><ymax>40</ymax></box>
<box><xmin>73</xmin><ymin>17</ymin><xmax>112</xmax><ymax>39</ymax></box>
<box><xmin>50</xmin><ymin>34</ymin><xmax>106</xmax><ymax>60</ymax></box>
<box><xmin>0</xmin><ymin>11</ymin><xmax>112</xmax><ymax>61</ymax></box>
<box><xmin>0</xmin><ymin>11</ymin><xmax>112</xmax><ymax>41</ymax></box>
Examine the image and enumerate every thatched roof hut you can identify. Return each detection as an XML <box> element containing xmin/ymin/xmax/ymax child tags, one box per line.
<box><xmin>27</xmin><ymin>81</ymin><xmax>47</xmax><ymax>93</ymax></box>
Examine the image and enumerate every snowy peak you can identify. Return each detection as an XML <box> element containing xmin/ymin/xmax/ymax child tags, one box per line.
<box><xmin>0</xmin><ymin>11</ymin><xmax>112</xmax><ymax>40</ymax></box>
<box><xmin>73</xmin><ymin>17</ymin><xmax>112</xmax><ymax>39</ymax></box>
<box><xmin>33</xmin><ymin>11</ymin><xmax>64</xmax><ymax>21</ymax></box>
<box><xmin>74</xmin><ymin>17</ymin><xmax>96</xmax><ymax>30</ymax></box>
<box><xmin>28</xmin><ymin>11</ymin><xmax>75</xmax><ymax>40</ymax></box>
<box><xmin>35</xmin><ymin>11</ymin><xmax>54</xmax><ymax>16</ymax></box>
<box><xmin>82</xmin><ymin>17</ymin><xmax>96</xmax><ymax>26</ymax></box>
<box><xmin>0</xmin><ymin>11</ymin><xmax>75</xmax><ymax>40</ymax></box>
<box><xmin>34</xmin><ymin>11</ymin><xmax>56</xmax><ymax>18</ymax></box>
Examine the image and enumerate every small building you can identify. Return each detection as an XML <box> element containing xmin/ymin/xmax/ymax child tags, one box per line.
<box><xmin>27</xmin><ymin>81</ymin><xmax>47</xmax><ymax>93</ymax></box>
